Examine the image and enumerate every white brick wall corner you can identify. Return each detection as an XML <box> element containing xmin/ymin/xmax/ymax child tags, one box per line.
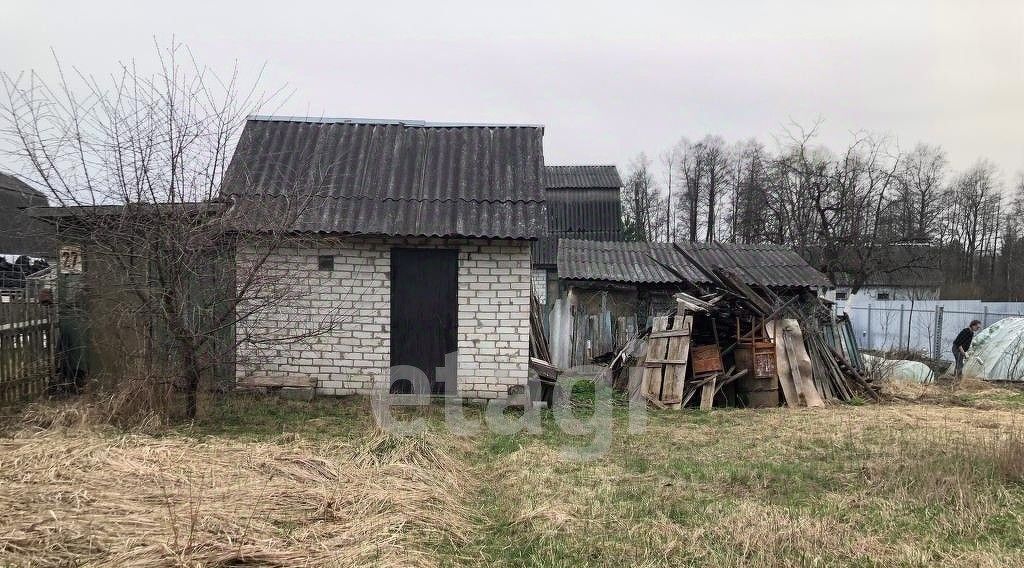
<box><xmin>236</xmin><ymin>236</ymin><xmax>530</xmax><ymax>399</ymax></box>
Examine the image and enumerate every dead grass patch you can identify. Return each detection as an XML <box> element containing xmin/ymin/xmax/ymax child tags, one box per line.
<box><xmin>0</xmin><ymin>424</ymin><xmax>472</xmax><ymax>566</ymax></box>
<box><xmin>3</xmin><ymin>394</ymin><xmax>1024</xmax><ymax>566</ymax></box>
<box><xmin>883</xmin><ymin>376</ymin><xmax>1024</xmax><ymax>409</ymax></box>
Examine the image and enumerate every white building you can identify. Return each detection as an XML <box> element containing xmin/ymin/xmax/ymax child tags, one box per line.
<box><xmin>221</xmin><ymin>117</ymin><xmax>546</xmax><ymax>400</ymax></box>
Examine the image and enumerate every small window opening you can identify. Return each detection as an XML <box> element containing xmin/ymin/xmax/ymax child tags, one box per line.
<box><xmin>318</xmin><ymin>255</ymin><xmax>334</xmax><ymax>271</ymax></box>
<box><xmin>876</xmin><ymin>292</ymin><xmax>891</xmax><ymax>301</ymax></box>
<box><xmin>835</xmin><ymin>291</ymin><xmax>849</xmax><ymax>301</ymax></box>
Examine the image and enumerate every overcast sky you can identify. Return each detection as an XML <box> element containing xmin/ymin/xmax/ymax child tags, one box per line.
<box><xmin>3</xmin><ymin>0</ymin><xmax>1023</xmax><ymax>187</ymax></box>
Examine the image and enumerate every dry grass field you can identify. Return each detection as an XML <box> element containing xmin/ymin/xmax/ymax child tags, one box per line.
<box><xmin>1</xmin><ymin>379</ymin><xmax>1022</xmax><ymax>567</ymax></box>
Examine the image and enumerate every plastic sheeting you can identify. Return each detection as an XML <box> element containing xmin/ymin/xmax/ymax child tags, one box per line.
<box><xmin>862</xmin><ymin>353</ymin><xmax>935</xmax><ymax>383</ymax></box>
<box><xmin>947</xmin><ymin>317</ymin><xmax>1024</xmax><ymax>381</ymax></box>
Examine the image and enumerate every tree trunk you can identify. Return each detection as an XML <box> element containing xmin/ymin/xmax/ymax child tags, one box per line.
<box><xmin>183</xmin><ymin>349</ymin><xmax>202</xmax><ymax>420</ymax></box>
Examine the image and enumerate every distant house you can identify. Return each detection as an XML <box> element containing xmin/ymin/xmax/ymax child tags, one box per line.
<box><xmin>531</xmin><ymin>165</ymin><xmax>623</xmax><ymax>305</ymax></box>
<box><xmin>822</xmin><ymin>245</ymin><xmax>943</xmax><ymax>305</ymax></box>
<box><xmin>221</xmin><ymin>117</ymin><xmax>546</xmax><ymax>399</ymax></box>
<box><xmin>830</xmin><ymin>267</ymin><xmax>943</xmax><ymax>305</ymax></box>
<box><xmin>0</xmin><ymin>172</ymin><xmax>54</xmax><ymax>299</ymax></box>
<box><xmin>0</xmin><ymin>171</ymin><xmax>53</xmax><ymax>258</ymax></box>
<box><xmin>549</xmin><ymin>239</ymin><xmax>831</xmax><ymax>366</ymax></box>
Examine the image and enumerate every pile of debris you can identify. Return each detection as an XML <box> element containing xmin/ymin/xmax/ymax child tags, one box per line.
<box><xmin>528</xmin><ymin>256</ymin><xmax>879</xmax><ymax>409</ymax></box>
<box><xmin>606</xmin><ymin>264</ymin><xmax>880</xmax><ymax>410</ymax></box>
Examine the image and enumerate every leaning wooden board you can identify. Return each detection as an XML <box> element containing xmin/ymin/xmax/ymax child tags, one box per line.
<box><xmin>641</xmin><ymin>317</ymin><xmax>670</xmax><ymax>401</ymax></box>
<box><xmin>640</xmin><ymin>314</ymin><xmax>693</xmax><ymax>409</ymax></box>
<box><xmin>662</xmin><ymin>314</ymin><xmax>693</xmax><ymax>409</ymax></box>
<box><xmin>770</xmin><ymin>320</ymin><xmax>799</xmax><ymax>408</ymax></box>
<box><xmin>771</xmin><ymin>319</ymin><xmax>824</xmax><ymax>408</ymax></box>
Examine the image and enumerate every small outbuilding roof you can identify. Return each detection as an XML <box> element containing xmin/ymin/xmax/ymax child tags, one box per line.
<box><xmin>679</xmin><ymin>242</ymin><xmax>833</xmax><ymax>288</ymax></box>
<box><xmin>556</xmin><ymin>240</ymin><xmax>695</xmax><ymax>284</ymax></box>
<box><xmin>220</xmin><ymin>116</ymin><xmax>546</xmax><ymax>239</ymax></box>
<box><xmin>557</xmin><ymin>239</ymin><xmax>832</xmax><ymax>288</ymax></box>
<box><xmin>533</xmin><ymin>165</ymin><xmax>624</xmax><ymax>266</ymax></box>
<box><xmin>544</xmin><ymin>165</ymin><xmax>622</xmax><ymax>189</ymax></box>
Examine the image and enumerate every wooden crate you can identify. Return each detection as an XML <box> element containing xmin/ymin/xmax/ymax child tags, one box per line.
<box><xmin>691</xmin><ymin>344</ymin><xmax>724</xmax><ymax>375</ymax></box>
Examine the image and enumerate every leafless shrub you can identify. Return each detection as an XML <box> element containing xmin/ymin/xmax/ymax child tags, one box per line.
<box><xmin>1</xmin><ymin>42</ymin><xmax>344</xmax><ymax>419</ymax></box>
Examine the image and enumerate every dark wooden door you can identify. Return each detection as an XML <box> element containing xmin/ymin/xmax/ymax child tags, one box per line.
<box><xmin>390</xmin><ymin>248</ymin><xmax>458</xmax><ymax>394</ymax></box>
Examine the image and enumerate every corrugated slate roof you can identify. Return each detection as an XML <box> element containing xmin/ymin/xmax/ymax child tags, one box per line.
<box><xmin>676</xmin><ymin>242</ymin><xmax>833</xmax><ymax>288</ymax></box>
<box><xmin>544</xmin><ymin>165</ymin><xmax>622</xmax><ymax>189</ymax></box>
<box><xmin>557</xmin><ymin>239</ymin><xmax>831</xmax><ymax>288</ymax></box>
<box><xmin>533</xmin><ymin>165</ymin><xmax>625</xmax><ymax>266</ymax></box>
<box><xmin>557</xmin><ymin>240</ymin><xmax>704</xmax><ymax>284</ymax></box>
<box><xmin>220</xmin><ymin>117</ymin><xmax>546</xmax><ymax>239</ymax></box>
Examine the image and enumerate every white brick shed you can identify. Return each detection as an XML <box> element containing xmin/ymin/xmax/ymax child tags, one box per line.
<box><xmin>221</xmin><ymin>117</ymin><xmax>546</xmax><ymax>399</ymax></box>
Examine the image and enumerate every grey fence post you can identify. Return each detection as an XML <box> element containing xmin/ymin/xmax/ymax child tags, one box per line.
<box><xmin>982</xmin><ymin>306</ymin><xmax>989</xmax><ymax>327</ymax></box>
<box><xmin>932</xmin><ymin>306</ymin><xmax>944</xmax><ymax>359</ymax></box>
<box><xmin>899</xmin><ymin>304</ymin><xmax>905</xmax><ymax>351</ymax></box>
<box><xmin>867</xmin><ymin>304</ymin><xmax>873</xmax><ymax>350</ymax></box>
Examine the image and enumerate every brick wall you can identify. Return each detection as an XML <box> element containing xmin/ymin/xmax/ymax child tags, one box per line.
<box><xmin>531</xmin><ymin>269</ymin><xmax>547</xmax><ymax>305</ymax></box>
<box><xmin>236</xmin><ymin>236</ymin><xmax>531</xmax><ymax>399</ymax></box>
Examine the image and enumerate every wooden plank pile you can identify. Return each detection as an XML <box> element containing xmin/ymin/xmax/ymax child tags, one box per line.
<box><xmin>631</xmin><ymin>296</ymin><xmax>750</xmax><ymax>410</ymax></box>
<box><xmin>528</xmin><ymin>294</ymin><xmax>559</xmax><ymax>404</ymax></box>
<box><xmin>610</xmin><ymin>246</ymin><xmax>882</xmax><ymax>409</ymax></box>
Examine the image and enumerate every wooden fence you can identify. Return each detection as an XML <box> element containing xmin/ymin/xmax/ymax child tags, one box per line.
<box><xmin>0</xmin><ymin>301</ymin><xmax>54</xmax><ymax>404</ymax></box>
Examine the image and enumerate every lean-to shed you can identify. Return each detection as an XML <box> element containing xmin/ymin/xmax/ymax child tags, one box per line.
<box><xmin>549</xmin><ymin>239</ymin><xmax>831</xmax><ymax>366</ymax></box>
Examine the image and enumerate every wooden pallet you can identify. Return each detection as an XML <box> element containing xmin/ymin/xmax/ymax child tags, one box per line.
<box><xmin>640</xmin><ymin>313</ymin><xmax>693</xmax><ymax>410</ymax></box>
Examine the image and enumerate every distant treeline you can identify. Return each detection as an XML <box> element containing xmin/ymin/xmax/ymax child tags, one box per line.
<box><xmin>621</xmin><ymin>122</ymin><xmax>1024</xmax><ymax>301</ymax></box>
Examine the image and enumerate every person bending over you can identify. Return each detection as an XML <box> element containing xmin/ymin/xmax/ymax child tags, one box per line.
<box><xmin>952</xmin><ymin>319</ymin><xmax>982</xmax><ymax>382</ymax></box>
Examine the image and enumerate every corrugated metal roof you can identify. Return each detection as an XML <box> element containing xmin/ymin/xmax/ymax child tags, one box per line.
<box><xmin>533</xmin><ymin>165</ymin><xmax>625</xmax><ymax>266</ymax></box>
<box><xmin>544</xmin><ymin>165</ymin><xmax>622</xmax><ymax>189</ymax></box>
<box><xmin>220</xmin><ymin>117</ymin><xmax>546</xmax><ymax>239</ymax></box>
<box><xmin>228</xmin><ymin>195</ymin><xmax>545</xmax><ymax>239</ymax></box>
<box><xmin>557</xmin><ymin>239</ymin><xmax>704</xmax><ymax>284</ymax></box>
<box><xmin>677</xmin><ymin>242</ymin><xmax>833</xmax><ymax>287</ymax></box>
<box><xmin>557</xmin><ymin>239</ymin><xmax>831</xmax><ymax>288</ymax></box>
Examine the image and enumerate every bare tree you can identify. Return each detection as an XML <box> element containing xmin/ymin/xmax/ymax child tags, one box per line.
<box><xmin>676</xmin><ymin>138</ymin><xmax>704</xmax><ymax>243</ymax></box>
<box><xmin>633</xmin><ymin>120</ymin><xmax>1017</xmax><ymax>299</ymax></box>
<box><xmin>1</xmin><ymin>43</ymin><xmax>335</xmax><ymax>419</ymax></box>
<box><xmin>1000</xmin><ymin>177</ymin><xmax>1024</xmax><ymax>299</ymax></box>
<box><xmin>700</xmin><ymin>135</ymin><xmax>730</xmax><ymax>242</ymax></box>
<box><xmin>895</xmin><ymin>143</ymin><xmax>947</xmax><ymax>241</ymax></box>
<box><xmin>621</xmin><ymin>153</ymin><xmax>662</xmax><ymax>242</ymax></box>
<box><xmin>659</xmin><ymin>147</ymin><xmax>679</xmax><ymax>242</ymax></box>
<box><xmin>945</xmin><ymin>160</ymin><xmax>1002</xmax><ymax>283</ymax></box>
<box><xmin>727</xmin><ymin>139</ymin><xmax>770</xmax><ymax>244</ymax></box>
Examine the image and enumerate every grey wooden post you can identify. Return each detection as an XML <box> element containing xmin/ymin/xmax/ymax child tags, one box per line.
<box><xmin>932</xmin><ymin>306</ymin><xmax>944</xmax><ymax>359</ymax></box>
<box><xmin>867</xmin><ymin>304</ymin><xmax>873</xmax><ymax>350</ymax></box>
<box><xmin>982</xmin><ymin>305</ymin><xmax>989</xmax><ymax>327</ymax></box>
<box><xmin>899</xmin><ymin>304</ymin><xmax>905</xmax><ymax>351</ymax></box>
